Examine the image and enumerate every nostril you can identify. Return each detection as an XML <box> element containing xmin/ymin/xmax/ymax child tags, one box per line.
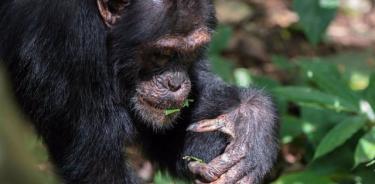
<box><xmin>167</xmin><ymin>79</ymin><xmax>182</xmax><ymax>92</ymax></box>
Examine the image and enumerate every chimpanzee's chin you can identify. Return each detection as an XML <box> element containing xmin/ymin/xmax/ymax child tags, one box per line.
<box><xmin>131</xmin><ymin>96</ymin><xmax>180</xmax><ymax>130</ymax></box>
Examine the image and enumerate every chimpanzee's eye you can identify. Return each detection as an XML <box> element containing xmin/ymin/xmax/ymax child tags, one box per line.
<box><xmin>108</xmin><ymin>0</ymin><xmax>131</xmax><ymax>13</ymax></box>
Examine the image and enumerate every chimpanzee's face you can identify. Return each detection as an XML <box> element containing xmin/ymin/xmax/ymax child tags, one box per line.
<box><xmin>98</xmin><ymin>0</ymin><xmax>216</xmax><ymax>129</ymax></box>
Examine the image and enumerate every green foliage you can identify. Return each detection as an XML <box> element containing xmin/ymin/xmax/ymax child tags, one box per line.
<box><xmin>300</xmin><ymin>60</ymin><xmax>360</xmax><ymax>105</ymax></box>
<box><xmin>273</xmin><ymin>171</ymin><xmax>334</xmax><ymax>184</ymax></box>
<box><xmin>293</xmin><ymin>0</ymin><xmax>338</xmax><ymax>44</ymax></box>
<box><xmin>272</xmin><ymin>54</ymin><xmax>375</xmax><ymax>183</ymax></box>
<box><xmin>314</xmin><ymin>116</ymin><xmax>366</xmax><ymax>160</ymax></box>
<box><xmin>365</xmin><ymin>74</ymin><xmax>375</xmax><ymax>110</ymax></box>
<box><xmin>354</xmin><ymin>128</ymin><xmax>375</xmax><ymax>167</ymax></box>
<box><xmin>274</xmin><ymin>86</ymin><xmax>357</xmax><ymax>112</ymax></box>
<box><xmin>208</xmin><ymin>26</ymin><xmax>235</xmax><ymax>83</ymax></box>
<box><xmin>204</xmin><ymin>14</ymin><xmax>375</xmax><ymax>183</ymax></box>
<box><xmin>0</xmin><ymin>66</ymin><xmax>59</xmax><ymax>184</ymax></box>
<box><xmin>3</xmin><ymin>2</ymin><xmax>375</xmax><ymax>183</ymax></box>
<box><xmin>153</xmin><ymin>171</ymin><xmax>189</xmax><ymax>184</ymax></box>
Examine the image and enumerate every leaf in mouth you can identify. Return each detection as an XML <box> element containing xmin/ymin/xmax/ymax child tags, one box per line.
<box><xmin>164</xmin><ymin>99</ymin><xmax>194</xmax><ymax>116</ymax></box>
<box><xmin>164</xmin><ymin>108</ymin><xmax>181</xmax><ymax>116</ymax></box>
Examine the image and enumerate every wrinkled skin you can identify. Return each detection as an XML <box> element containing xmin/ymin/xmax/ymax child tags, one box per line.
<box><xmin>183</xmin><ymin>87</ymin><xmax>278</xmax><ymax>184</ymax></box>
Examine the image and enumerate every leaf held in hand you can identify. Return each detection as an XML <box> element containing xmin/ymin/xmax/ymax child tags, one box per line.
<box><xmin>182</xmin><ymin>156</ymin><xmax>205</xmax><ymax>164</ymax></box>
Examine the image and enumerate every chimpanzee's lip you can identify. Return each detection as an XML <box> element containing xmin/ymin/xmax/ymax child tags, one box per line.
<box><xmin>146</xmin><ymin>27</ymin><xmax>211</xmax><ymax>54</ymax></box>
<box><xmin>138</xmin><ymin>95</ymin><xmax>186</xmax><ymax>117</ymax></box>
<box><xmin>139</xmin><ymin>96</ymin><xmax>182</xmax><ymax>112</ymax></box>
<box><xmin>139</xmin><ymin>97</ymin><xmax>163</xmax><ymax>111</ymax></box>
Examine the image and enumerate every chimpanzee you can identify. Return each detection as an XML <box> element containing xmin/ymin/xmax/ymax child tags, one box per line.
<box><xmin>0</xmin><ymin>0</ymin><xmax>279</xmax><ymax>184</ymax></box>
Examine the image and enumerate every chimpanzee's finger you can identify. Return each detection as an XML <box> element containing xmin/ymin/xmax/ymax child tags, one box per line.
<box><xmin>188</xmin><ymin>147</ymin><xmax>246</xmax><ymax>182</ymax></box>
<box><xmin>187</xmin><ymin>119</ymin><xmax>225</xmax><ymax>132</ymax></box>
<box><xmin>189</xmin><ymin>162</ymin><xmax>220</xmax><ymax>181</ymax></box>
<box><xmin>209</xmin><ymin>160</ymin><xmax>247</xmax><ymax>184</ymax></box>
<box><xmin>187</xmin><ymin>115</ymin><xmax>235</xmax><ymax>139</ymax></box>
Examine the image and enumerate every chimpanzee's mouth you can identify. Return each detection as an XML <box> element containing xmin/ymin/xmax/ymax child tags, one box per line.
<box><xmin>134</xmin><ymin>95</ymin><xmax>183</xmax><ymax>128</ymax></box>
<box><xmin>138</xmin><ymin>96</ymin><xmax>184</xmax><ymax>113</ymax></box>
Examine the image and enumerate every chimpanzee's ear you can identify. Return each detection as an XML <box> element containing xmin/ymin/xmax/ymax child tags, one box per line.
<box><xmin>97</xmin><ymin>0</ymin><xmax>130</xmax><ymax>27</ymax></box>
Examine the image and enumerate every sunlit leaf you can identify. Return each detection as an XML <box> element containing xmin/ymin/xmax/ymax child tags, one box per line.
<box><xmin>234</xmin><ymin>68</ymin><xmax>253</xmax><ymax>87</ymax></box>
<box><xmin>319</xmin><ymin>0</ymin><xmax>340</xmax><ymax>9</ymax></box>
<box><xmin>354</xmin><ymin>128</ymin><xmax>375</xmax><ymax>167</ymax></box>
<box><xmin>314</xmin><ymin>116</ymin><xmax>367</xmax><ymax>160</ymax></box>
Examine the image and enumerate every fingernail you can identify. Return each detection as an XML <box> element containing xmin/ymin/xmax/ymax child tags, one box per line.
<box><xmin>186</xmin><ymin>124</ymin><xmax>197</xmax><ymax>131</ymax></box>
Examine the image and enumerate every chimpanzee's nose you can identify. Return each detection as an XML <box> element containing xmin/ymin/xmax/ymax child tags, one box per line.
<box><xmin>168</xmin><ymin>79</ymin><xmax>182</xmax><ymax>92</ymax></box>
<box><xmin>167</xmin><ymin>77</ymin><xmax>185</xmax><ymax>92</ymax></box>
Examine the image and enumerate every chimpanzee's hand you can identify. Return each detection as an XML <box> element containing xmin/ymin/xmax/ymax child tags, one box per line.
<box><xmin>186</xmin><ymin>91</ymin><xmax>278</xmax><ymax>184</ymax></box>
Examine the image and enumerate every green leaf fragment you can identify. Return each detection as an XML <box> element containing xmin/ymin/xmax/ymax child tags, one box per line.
<box><xmin>182</xmin><ymin>156</ymin><xmax>206</xmax><ymax>164</ymax></box>
<box><xmin>164</xmin><ymin>109</ymin><xmax>181</xmax><ymax>116</ymax></box>
<box><xmin>165</xmin><ymin>99</ymin><xmax>194</xmax><ymax>116</ymax></box>
<box><xmin>182</xmin><ymin>99</ymin><xmax>194</xmax><ymax>108</ymax></box>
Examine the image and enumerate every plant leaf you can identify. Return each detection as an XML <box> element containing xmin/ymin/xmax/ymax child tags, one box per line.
<box><xmin>293</xmin><ymin>0</ymin><xmax>337</xmax><ymax>44</ymax></box>
<box><xmin>319</xmin><ymin>0</ymin><xmax>340</xmax><ymax>9</ymax></box>
<box><xmin>273</xmin><ymin>170</ymin><xmax>334</xmax><ymax>184</ymax></box>
<box><xmin>299</xmin><ymin>60</ymin><xmax>360</xmax><ymax>109</ymax></box>
<box><xmin>208</xmin><ymin>25</ymin><xmax>232</xmax><ymax>55</ymax></box>
<box><xmin>365</xmin><ymin>73</ymin><xmax>375</xmax><ymax>110</ymax></box>
<box><xmin>210</xmin><ymin>55</ymin><xmax>234</xmax><ymax>83</ymax></box>
<box><xmin>354</xmin><ymin>128</ymin><xmax>375</xmax><ymax>167</ymax></box>
<box><xmin>314</xmin><ymin>116</ymin><xmax>367</xmax><ymax>160</ymax></box>
<box><xmin>273</xmin><ymin>86</ymin><xmax>358</xmax><ymax>112</ymax></box>
<box><xmin>280</xmin><ymin>116</ymin><xmax>304</xmax><ymax>144</ymax></box>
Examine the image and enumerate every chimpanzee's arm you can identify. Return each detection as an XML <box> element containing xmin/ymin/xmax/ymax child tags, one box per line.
<box><xmin>177</xmin><ymin>60</ymin><xmax>279</xmax><ymax>184</ymax></box>
<box><xmin>0</xmin><ymin>2</ymin><xmax>140</xmax><ymax>183</ymax></box>
<box><xmin>49</xmin><ymin>106</ymin><xmax>139</xmax><ymax>184</ymax></box>
<box><xmin>6</xmin><ymin>60</ymin><xmax>140</xmax><ymax>184</ymax></box>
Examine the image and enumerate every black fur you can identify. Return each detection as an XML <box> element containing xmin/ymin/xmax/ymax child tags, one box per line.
<box><xmin>0</xmin><ymin>0</ymin><xmax>279</xmax><ymax>184</ymax></box>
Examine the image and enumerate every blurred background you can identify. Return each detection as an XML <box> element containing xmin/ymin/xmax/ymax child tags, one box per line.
<box><xmin>1</xmin><ymin>0</ymin><xmax>375</xmax><ymax>183</ymax></box>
